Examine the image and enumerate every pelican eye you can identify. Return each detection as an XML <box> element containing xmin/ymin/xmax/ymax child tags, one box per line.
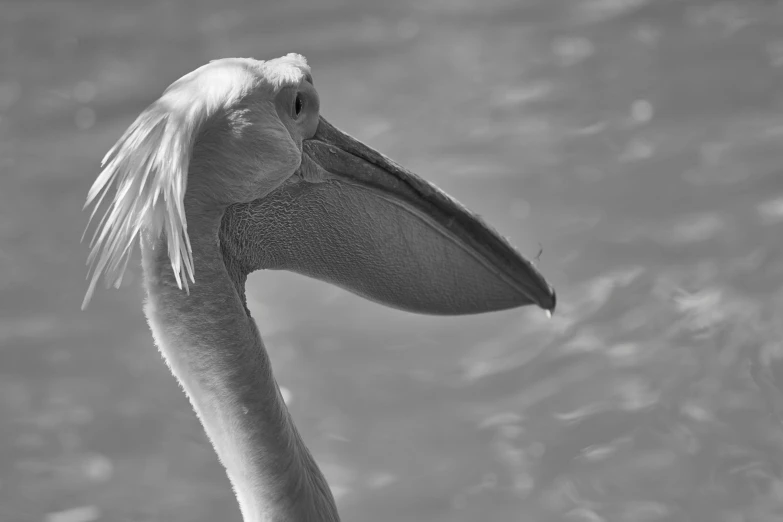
<box><xmin>293</xmin><ymin>93</ymin><xmax>303</xmax><ymax>118</ymax></box>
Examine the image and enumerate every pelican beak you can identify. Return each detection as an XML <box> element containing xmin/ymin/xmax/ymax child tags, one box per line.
<box><xmin>225</xmin><ymin>117</ymin><xmax>555</xmax><ymax>316</ymax></box>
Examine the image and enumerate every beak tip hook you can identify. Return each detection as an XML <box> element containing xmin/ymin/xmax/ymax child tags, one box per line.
<box><xmin>543</xmin><ymin>285</ymin><xmax>556</xmax><ymax>317</ymax></box>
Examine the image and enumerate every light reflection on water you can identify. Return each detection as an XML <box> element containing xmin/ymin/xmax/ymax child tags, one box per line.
<box><xmin>1</xmin><ymin>0</ymin><xmax>782</xmax><ymax>521</ymax></box>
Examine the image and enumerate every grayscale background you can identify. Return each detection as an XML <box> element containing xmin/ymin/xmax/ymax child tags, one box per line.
<box><xmin>1</xmin><ymin>0</ymin><xmax>782</xmax><ymax>521</ymax></box>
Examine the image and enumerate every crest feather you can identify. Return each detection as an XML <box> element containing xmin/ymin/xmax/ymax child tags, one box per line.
<box><xmin>82</xmin><ymin>98</ymin><xmax>199</xmax><ymax>309</ymax></box>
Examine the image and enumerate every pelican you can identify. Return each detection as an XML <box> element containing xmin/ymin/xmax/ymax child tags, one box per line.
<box><xmin>82</xmin><ymin>54</ymin><xmax>555</xmax><ymax>522</ymax></box>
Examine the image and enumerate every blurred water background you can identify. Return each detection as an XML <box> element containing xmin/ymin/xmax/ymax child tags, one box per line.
<box><xmin>1</xmin><ymin>0</ymin><xmax>782</xmax><ymax>521</ymax></box>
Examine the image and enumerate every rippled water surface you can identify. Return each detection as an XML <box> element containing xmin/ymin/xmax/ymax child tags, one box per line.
<box><xmin>1</xmin><ymin>1</ymin><xmax>783</xmax><ymax>521</ymax></box>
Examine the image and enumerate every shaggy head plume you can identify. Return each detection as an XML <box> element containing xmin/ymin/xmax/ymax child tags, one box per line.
<box><xmin>82</xmin><ymin>54</ymin><xmax>311</xmax><ymax>309</ymax></box>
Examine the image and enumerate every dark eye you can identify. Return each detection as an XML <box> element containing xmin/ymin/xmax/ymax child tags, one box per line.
<box><xmin>294</xmin><ymin>93</ymin><xmax>303</xmax><ymax>118</ymax></box>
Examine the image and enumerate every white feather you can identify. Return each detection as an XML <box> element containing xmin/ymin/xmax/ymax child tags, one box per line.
<box><xmin>82</xmin><ymin>107</ymin><xmax>193</xmax><ymax>309</ymax></box>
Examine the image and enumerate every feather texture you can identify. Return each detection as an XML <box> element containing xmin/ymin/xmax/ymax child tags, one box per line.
<box><xmin>82</xmin><ymin>104</ymin><xmax>194</xmax><ymax>309</ymax></box>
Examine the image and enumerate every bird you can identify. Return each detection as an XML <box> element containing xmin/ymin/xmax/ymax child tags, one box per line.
<box><xmin>81</xmin><ymin>53</ymin><xmax>556</xmax><ymax>522</ymax></box>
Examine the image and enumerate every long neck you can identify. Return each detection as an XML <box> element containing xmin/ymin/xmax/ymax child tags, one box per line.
<box><xmin>141</xmin><ymin>202</ymin><xmax>339</xmax><ymax>522</ymax></box>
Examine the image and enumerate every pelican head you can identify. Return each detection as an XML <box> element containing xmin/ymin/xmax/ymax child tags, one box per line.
<box><xmin>83</xmin><ymin>53</ymin><xmax>555</xmax><ymax>315</ymax></box>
